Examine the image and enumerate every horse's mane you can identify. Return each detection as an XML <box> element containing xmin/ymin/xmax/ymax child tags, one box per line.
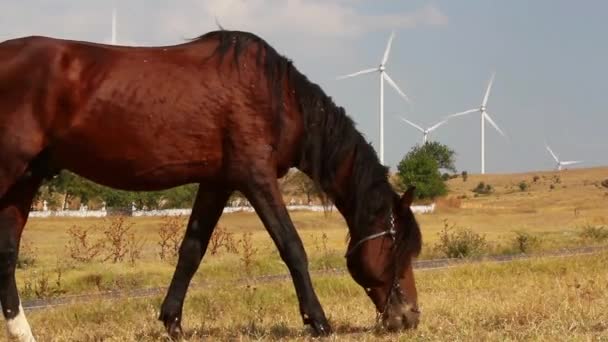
<box><xmin>194</xmin><ymin>30</ymin><xmax>421</xmax><ymax>258</ymax></box>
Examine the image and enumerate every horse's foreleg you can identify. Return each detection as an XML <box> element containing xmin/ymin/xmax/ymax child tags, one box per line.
<box><xmin>159</xmin><ymin>186</ymin><xmax>231</xmax><ymax>338</ymax></box>
<box><xmin>0</xmin><ymin>177</ymin><xmax>42</xmax><ymax>342</ymax></box>
<box><xmin>243</xmin><ymin>175</ymin><xmax>331</xmax><ymax>336</ymax></box>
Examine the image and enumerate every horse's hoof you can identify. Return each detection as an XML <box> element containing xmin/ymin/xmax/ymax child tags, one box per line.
<box><xmin>165</xmin><ymin>320</ymin><xmax>183</xmax><ymax>340</ymax></box>
<box><xmin>160</xmin><ymin>314</ymin><xmax>183</xmax><ymax>340</ymax></box>
<box><xmin>309</xmin><ymin>319</ymin><xmax>332</xmax><ymax>337</ymax></box>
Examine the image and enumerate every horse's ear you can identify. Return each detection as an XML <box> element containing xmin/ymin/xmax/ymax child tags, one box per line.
<box><xmin>399</xmin><ymin>186</ymin><xmax>416</xmax><ymax>211</ymax></box>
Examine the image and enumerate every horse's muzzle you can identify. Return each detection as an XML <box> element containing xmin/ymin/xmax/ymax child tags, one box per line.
<box><xmin>382</xmin><ymin>304</ymin><xmax>420</xmax><ymax>331</ymax></box>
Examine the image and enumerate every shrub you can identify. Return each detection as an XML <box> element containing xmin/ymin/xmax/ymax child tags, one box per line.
<box><xmin>209</xmin><ymin>225</ymin><xmax>238</xmax><ymax>255</ymax></box>
<box><xmin>601</xmin><ymin>179</ymin><xmax>608</xmax><ymax>189</ymax></box>
<box><xmin>579</xmin><ymin>225</ymin><xmax>608</xmax><ymax>241</ymax></box>
<box><xmin>532</xmin><ymin>175</ymin><xmax>540</xmax><ymax>183</ymax></box>
<box><xmin>518</xmin><ymin>181</ymin><xmax>528</xmax><ymax>192</ymax></box>
<box><xmin>17</xmin><ymin>240</ymin><xmax>37</xmax><ymax>269</ymax></box>
<box><xmin>102</xmin><ymin>217</ymin><xmax>144</xmax><ymax>263</ymax></box>
<box><xmin>461</xmin><ymin>171</ymin><xmax>468</xmax><ymax>182</ymax></box>
<box><xmin>434</xmin><ymin>220</ymin><xmax>487</xmax><ymax>258</ymax></box>
<box><xmin>158</xmin><ymin>216</ymin><xmax>186</xmax><ymax>261</ymax></box>
<box><xmin>66</xmin><ymin>225</ymin><xmax>104</xmax><ymax>263</ymax></box>
<box><xmin>472</xmin><ymin>182</ymin><xmax>493</xmax><ymax>195</ymax></box>
<box><xmin>311</xmin><ymin>232</ymin><xmax>340</xmax><ymax>270</ymax></box>
<box><xmin>511</xmin><ymin>231</ymin><xmax>540</xmax><ymax>253</ymax></box>
<box><xmin>22</xmin><ymin>267</ymin><xmax>65</xmax><ymax>299</ymax></box>
<box><xmin>239</xmin><ymin>232</ymin><xmax>258</xmax><ymax>276</ymax></box>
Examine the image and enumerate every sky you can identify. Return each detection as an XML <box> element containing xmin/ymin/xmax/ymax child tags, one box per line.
<box><xmin>1</xmin><ymin>0</ymin><xmax>606</xmax><ymax>174</ymax></box>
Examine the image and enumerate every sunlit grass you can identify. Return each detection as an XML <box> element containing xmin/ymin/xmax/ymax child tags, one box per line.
<box><xmin>25</xmin><ymin>251</ymin><xmax>608</xmax><ymax>341</ymax></box>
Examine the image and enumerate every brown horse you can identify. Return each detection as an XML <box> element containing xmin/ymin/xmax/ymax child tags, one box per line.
<box><xmin>0</xmin><ymin>29</ymin><xmax>422</xmax><ymax>341</ymax></box>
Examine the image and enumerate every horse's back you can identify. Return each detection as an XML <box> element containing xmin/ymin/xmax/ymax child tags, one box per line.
<box><xmin>0</xmin><ymin>32</ymin><xmax>301</xmax><ymax>191</ymax></box>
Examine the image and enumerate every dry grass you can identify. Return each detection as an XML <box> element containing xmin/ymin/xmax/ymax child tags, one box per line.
<box><xmin>24</xmin><ymin>251</ymin><xmax>608</xmax><ymax>341</ymax></box>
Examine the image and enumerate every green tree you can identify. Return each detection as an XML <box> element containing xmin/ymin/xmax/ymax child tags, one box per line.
<box><xmin>410</xmin><ymin>141</ymin><xmax>457</xmax><ymax>173</ymax></box>
<box><xmin>162</xmin><ymin>184</ymin><xmax>199</xmax><ymax>208</ymax></box>
<box><xmin>397</xmin><ymin>148</ymin><xmax>447</xmax><ymax>200</ymax></box>
<box><xmin>97</xmin><ymin>188</ymin><xmax>134</xmax><ymax>208</ymax></box>
<box><xmin>282</xmin><ymin>170</ymin><xmax>321</xmax><ymax>203</ymax></box>
<box><xmin>45</xmin><ymin>171</ymin><xmax>101</xmax><ymax>209</ymax></box>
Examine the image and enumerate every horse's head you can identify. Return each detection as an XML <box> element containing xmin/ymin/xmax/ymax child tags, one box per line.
<box><xmin>345</xmin><ymin>186</ymin><xmax>422</xmax><ymax>331</ymax></box>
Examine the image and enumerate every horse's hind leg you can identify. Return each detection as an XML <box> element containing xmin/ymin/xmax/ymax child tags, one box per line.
<box><xmin>159</xmin><ymin>186</ymin><xmax>231</xmax><ymax>338</ymax></box>
<box><xmin>0</xmin><ymin>175</ymin><xmax>44</xmax><ymax>342</ymax></box>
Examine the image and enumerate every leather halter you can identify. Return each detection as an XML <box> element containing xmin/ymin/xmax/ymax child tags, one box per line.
<box><xmin>344</xmin><ymin>213</ymin><xmax>396</xmax><ymax>258</ymax></box>
<box><xmin>343</xmin><ymin>212</ymin><xmax>410</xmax><ymax>319</ymax></box>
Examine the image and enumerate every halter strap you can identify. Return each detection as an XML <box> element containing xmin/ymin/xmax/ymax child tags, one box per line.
<box><xmin>344</xmin><ymin>213</ymin><xmax>396</xmax><ymax>257</ymax></box>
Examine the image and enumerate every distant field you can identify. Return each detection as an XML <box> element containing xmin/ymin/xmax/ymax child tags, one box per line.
<box><xmin>12</xmin><ymin>167</ymin><xmax>608</xmax><ymax>340</ymax></box>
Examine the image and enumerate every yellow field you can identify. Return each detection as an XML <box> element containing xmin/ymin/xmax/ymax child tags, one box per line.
<box><xmin>11</xmin><ymin>166</ymin><xmax>608</xmax><ymax>340</ymax></box>
<box><xmin>24</xmin><ymin>251</ymin><xmax>608</xmax><ymax>341</ymax></box>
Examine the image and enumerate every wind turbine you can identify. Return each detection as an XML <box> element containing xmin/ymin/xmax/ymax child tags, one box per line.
<box><xmin>545</xmin><ymin>144</ymin><xmax>583</xmax><ymax>171</ymax></box>
<box><xmin>336</xmin><ymin>31</ymin><xmax>411</xmax><ymax>165</ymax></box>
<box><xmin>446</xmin><ymin>72</ymin><xmax>506</xmax><ymax>174</ymax></box>
<box><xmin>397</xmin><ymin>116</ymin><xmax>449</xmax><ymax>144</ymax></box>
<box><xmin>111</xmin><ymin>7</ymin><xmax>117</xmax><ymax>45</ymax></box>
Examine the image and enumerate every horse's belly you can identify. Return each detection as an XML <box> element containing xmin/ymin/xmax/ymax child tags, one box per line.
<box><xmin>51</xmin><ymin>137</ymin><xmax>224</xmax><ymax>191</ymax></box>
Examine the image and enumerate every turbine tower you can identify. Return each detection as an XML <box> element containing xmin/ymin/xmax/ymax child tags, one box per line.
<box><xmin>446</xmin><ymin>72</ymin><xmax>506</xmax><ymax>174</ymax></box>
<box><xmin>545</xmin><ymin>144</ymin><xmax>583</xmax><ymax>171</ymax></box>
<box><xmin>111</xmin><ymin>7</ymin><xmax>117</xmax><ymax>45</ymax></box>
<box><xmin>336</xmin><ymin>31</ymin><xmax>411</xmax><ymax>165</ymax></box>
<box><xmin>397</xmin><ymin>116</ymin><xmax>450</xmax><ymax>144</ymax></box>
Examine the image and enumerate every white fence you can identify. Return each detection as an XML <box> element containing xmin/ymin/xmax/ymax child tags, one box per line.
<box><xmin>30</xmin><ymin>203</ymin><xmax>435</xmax><ymax>218</ymax></box>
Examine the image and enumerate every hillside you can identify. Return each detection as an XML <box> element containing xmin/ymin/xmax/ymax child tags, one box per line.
<box><xmin>445</xmin><ymin>166</ymin><xmax>608</xmax><ymax>211</ymax></box>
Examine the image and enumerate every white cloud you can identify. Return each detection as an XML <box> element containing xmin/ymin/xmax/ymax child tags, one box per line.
<box><xmin>0</xmin><ymin>1</ymin><xmax>447</xmax><ymax>46</ymax></box>
<box><xmin>166</xmin><ymin>0</ymin><xmax>448</xmax><ymax>39</ymax></box>
<box><xmin>0</xmin><ymin>1</ymin><xmax>447</xmax><ymax>72</ymax></box>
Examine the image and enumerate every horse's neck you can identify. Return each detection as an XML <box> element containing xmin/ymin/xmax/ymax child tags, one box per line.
<box><xmin>303</xmin><ymin>150</ymin><xmax>360</xmax><ymax>231</ymax></box>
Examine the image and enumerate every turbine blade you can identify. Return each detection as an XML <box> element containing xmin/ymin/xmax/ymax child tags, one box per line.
<box><xmin>561</xmin><ymin>160</ymin><xmax>583</xmax><ymax>165</ymax></box>
<box><xmin>545</xmin><ymin>145</ymin><xmax>559</xmax><ymax>163</ymax></box>
<box><xmin>428</xmin><ymin>119</ymin><xmax>449</xmax><ymax>132</ymax></box>
<box><xmin>482</xmin><ymin>72</ymin><xmax>495</xmax><ymax>107</ymax></box>
<box><xmin>381</xmin><ymin>30</ymin><xmax>395</xmax><ymax>65</ymax></box>
<box><xmin>484</xmin><ymin>112</ymin><xmax>506</xmax><ymax>137</ymax></box>
<box><xmin>336</xmin><ymin>67</ymin><xmax>378</xmax><ymax>80</ymax></box>
<box><xmin>445</xmin><ymin>109</ymin><xmax>478</xmax><ymax>119</ymax></box>
<box><xmin>398</xmin><ymin>117</ymin><xmax>425</xmax><ymax>133</ymax></box>
<box><xmin>383</xmin><ymin>72</ymin><xmax>411</xmax><ymax>103</ymax></box>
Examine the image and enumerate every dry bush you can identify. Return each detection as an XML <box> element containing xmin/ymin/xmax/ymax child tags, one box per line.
<box><xmin>472</xmin><ymin>182</ymin><xmax>493</xmax><ymax>195</ymax></box>
<box><xmin>22</xmin><ymin>264</ymin><xmax>65</xmax><ymax>299</ymax></box>
<box><xmin>315</xmin><ymin>232</ymin><xmax>337</xmax><ymax>270</ymax></box>
<box><xmin>518</xmin><ymin>181</ymin><xmax>529</xmax><ymax>192</ymax></box>
<box><xmin>209</xmin><ymin>225</ymin><xmax>238</xmax><ymax>255</ymax></box>
<box><xmin>579</xmin><ymin>224</ymin><xmax>608</xmax><ymax>242</ymax></box>
<box><xmin>434</xmin><ymin>220</ymin><xmax>487</xmax><ymax>258</ymax></box>
<box><xmin>17</xmin><ymin>239</ymin><xmax>38</xmax><ymax>269</ymax></box>
<box><xmin>127</xmin><ymin>232</ymin><xmax>146</xmax><ymax>265</ymax></box>
<box><xmin>239</xmin><ymin>232</ymin><xmax>258</xmax><ymax>276</ymax></box>
<box><xmin>66</xmin><ymin>225</ymin><xmax>104</xmax><ymax>263</ymax></box>
<box><xmin>511</xmin><ymin>231</ymin><xmax>541</xmax><ymax>254</ymax></box>
<box><xmin>158</xmin><ymin>216</ymin><xmax>186</xmax><ymax>261</ymax></box>
<box><xmin>101</xmin><ymin>217</ymin><xmax>144</xmax><ymax>263</ymax></box>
